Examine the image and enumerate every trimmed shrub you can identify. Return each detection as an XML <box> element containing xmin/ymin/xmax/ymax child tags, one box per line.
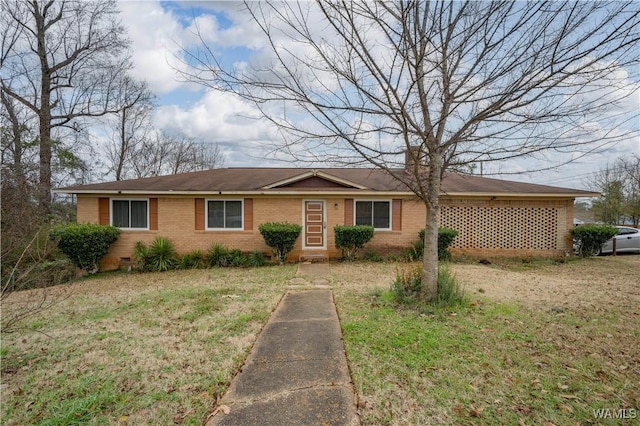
<box><xmin>416</xmin><ymin>227</ymin><xmax>459</xmax><ymax>260</ymax></box>
<box><xmin>334</xmin><ymin>225</ymin><xmax>374</xmax><ymax>261</ymax></box>
<box><xmin>571</xmin><ymin>224</ymin><xmax>618</xmax><ymax>257</ymax></box>
<box><xmin>437</xmin><ymin>228</ymin><xmax>458</xmax><ymax>260</ymax></box>
<box><xmin>49</xmin><ymin>223</ymin><xmax>120</xmax><ymax>273</ymax></box>
<box><xmin>258</xmin><ymin>222</ymin><xmax>303</xmax><ymax>264</ymax></box>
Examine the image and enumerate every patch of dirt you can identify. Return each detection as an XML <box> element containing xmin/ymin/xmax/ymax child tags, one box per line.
<box><xmin>452</xmin><ymin>255</ymin><xmax>640</xmax><ymax>311</ymax></box>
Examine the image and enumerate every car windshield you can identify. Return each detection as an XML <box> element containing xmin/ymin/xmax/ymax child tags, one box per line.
<box><xmin>618</xmin><ymin>228</ymin><xmax>637</xmax><ymax>235</ymax></box>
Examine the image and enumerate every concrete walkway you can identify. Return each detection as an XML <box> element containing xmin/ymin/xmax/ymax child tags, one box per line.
<box><xmin>206</xmin><ymin>285</ymin><xmax>359</xmax><ymax>425</ymax></box>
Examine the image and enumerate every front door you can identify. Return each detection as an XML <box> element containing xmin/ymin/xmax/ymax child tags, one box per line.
<box><xmin>304</xmin><ymin>200</ymin><xmax>325</xmax><ymax>249</ymax></box>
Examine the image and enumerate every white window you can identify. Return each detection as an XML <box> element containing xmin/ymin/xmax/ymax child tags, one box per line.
<box><xmin>112</xmin><ymin>199</ymin><xmax>148</xmax><ymax>229</ymax></box>
<box><xmin>355</xmin><ymin>200</ymin><xmax>391</xmax><ymax>230</ymax></box>
<box><xmin>206</xmin><ymin>200</ymin><xmax>243</xmax><ymax>230</ymax></box>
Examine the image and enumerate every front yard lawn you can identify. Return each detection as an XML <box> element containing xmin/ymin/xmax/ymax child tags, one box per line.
<box><xmin>332</xmin><ymin>257</ymin><xmax>640</xmax><ymax>425</ymax></box>
<box><xmin>1</xmin><ymin>266</ymin><xmax>296</xmax><ymax>425</ymax></box>
<box><xmin>2</xmin><ymin>256</ymin><xmax>638</xmax><ymax>425</ymax></box>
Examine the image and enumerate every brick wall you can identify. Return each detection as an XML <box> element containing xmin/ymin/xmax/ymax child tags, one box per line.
<box><xmin>440</xmin><ymin>197</ymin><xmax>572</xmax><ymax>258</ymax></box>
<box><xmin>75</xmin><ymin>194</ymin><xmax>575</xmax><ymax>270</ymax></box>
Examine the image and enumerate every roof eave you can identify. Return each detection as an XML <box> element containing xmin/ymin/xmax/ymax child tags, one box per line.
<box><xmin>54</xmin><ymin>189</ymin><xmax>415</xmax><ymax>196</ymax></box>
<box><xmin>440</xmin><ymin>191</ymin><xmax>600</xmax><ymax>198</ymax></box>
<box><xmin>54</xmin><ymin>189</ymin><xmax>598</xmax><ymax>198</ymax></box>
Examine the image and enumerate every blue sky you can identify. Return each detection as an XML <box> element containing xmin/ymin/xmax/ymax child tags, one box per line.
<box><xmin>117</xmin><ymin>0</ymin><xmax>640</xmax><ymax>191</ymax></box>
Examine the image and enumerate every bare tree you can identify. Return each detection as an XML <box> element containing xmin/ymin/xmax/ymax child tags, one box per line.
<box><xmin>1</xmin><ymin>0</ymin><xmax>132</xmax><ymax>217</ymax></box>
<box><xmin>130</xmin><ymin>132</ymin><xmax>224</xmax><ymax>178</ymax></box>
<box><xmin>1</xmin><ymin>90</ymin><xmax>76</xmax><ymax>334</ymax></box>
<box><xmin>1</xmin><ymin>86</ymin><xmax>37</xmax><ymax>196</ymax></box>
<box><xmin>102</xmin><ymin>77</ymin><xmax>155</xmax><ymax>181</ymax></box>
<box><xmin>592</xmin><ymin>155</ymin><xmax>640</xmax><ymax>226</ymax></box>
<box><xmin>1</xmin><ymin>84</ymin><xmax>40</xmax><ymax>266</ymax></box>
<box><xmin>592</xmin><ymin>166</ymin><xmax>626</xmax><ymax>225</ymax></box>
<box><xmin>182</xmin><ymin>1</ymin><xmax>640</xmax><ymax>300</ymax></box>
<box><xmin>621</xmin><ymin>155</ymin><xmax>640</xmax><ymax>226</ymax></box>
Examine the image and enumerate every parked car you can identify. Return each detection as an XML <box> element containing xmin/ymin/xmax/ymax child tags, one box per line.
<box><xmin>600</xmin><ymin>226</ymin><xmax>640</xmax><ymax>254</ymax></box>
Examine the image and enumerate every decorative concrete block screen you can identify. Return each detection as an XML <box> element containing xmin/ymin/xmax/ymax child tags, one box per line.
<box><xmin>440</xmin><ymin>201</ymin><xmax>560</xmax><ymax>250</ymax></box>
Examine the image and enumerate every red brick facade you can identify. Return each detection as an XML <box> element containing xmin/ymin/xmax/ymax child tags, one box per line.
<box><xmin>76</xmin><ymin>193</ymin><xmax>575</xmax><ymax>270</ymax></box>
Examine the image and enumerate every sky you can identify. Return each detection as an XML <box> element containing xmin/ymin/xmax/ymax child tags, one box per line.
<box><xmin>116</xmin><ymin>0</ymin><xmax>640</xmax><ymax>191</ymax></box>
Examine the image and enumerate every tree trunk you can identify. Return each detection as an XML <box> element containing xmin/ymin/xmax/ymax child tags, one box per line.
<box><xmin>420</xmin><ymin>158</ymin><xmax>442</xmax><ymax>301</ymax></box>
<box><xmin>36</xmin><ymin>2</ymin><xmax>52</xmax><ymax>218</ymax></box>
<box><xmin>1</xmin><ymin>91</ymin><xmax>29</xmax><ymax>194</ymax></box>
<box><xmin>38</xmin><ymin>73</ymin><xmax>52</xmax><ymax>218</ymax></box>
<box><xmin>116</xmin><ymin>108</ymin><xmax>127</xmax><ymax>181</ymax></box>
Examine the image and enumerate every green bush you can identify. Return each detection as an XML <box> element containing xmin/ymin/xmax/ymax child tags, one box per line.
<box><xmin>49</xmin><ymin>223</ymin><xmax>120</xmax><ymax>273</ymax></box>
<box><xmin>391</xmin><ymin>265</ymin><xmax>422</xmax><ymax>303</ymax></box>
<box><xmin>416</xmin><ymin>227</ymin><xmax>459</xmax><ymax>260</ymax></box>
<box><xmin>148</xmin><ymin>237</ymin><xmax>178</xmax><ymax>271</ymax></box>
<box><xmin>391</xmin><ymin>263</ymin><xmax>467</xmax><ymax>307</ymax></box>
<box><xmin>434</xmin><ymin>263</ymin><xmax>468</xmax><ymax>307</ymax></box>
<box><xmin>571</xmin><ymin>224</ymin><xmax>618</xmax><ymax>257</ymax></box>
<box><xmin>246</xmin><ymin>250</ymin><xmax>266</xmax><ymax>267</ymax></box>
<box><xmin>133</xmin><ymin>237</ymin><xmax>178</xmax><ymax>272</ymax></box>
<box><xmin>206</xmin><ymin>243</ymin><xmax>230</xmax><ymax>267</ymax></box>
<box><xmin>226</xmin><ymin>249</ymin><xmax>247</xmax><ymax>267</ymax></box>
<box><xmin>205</xmin><ymin>244</ymin><xmax>252</xmax><ymax>267</ymax></box>
<box><xmin>437</xmin><ymin>228</ymin><xmax>458</xmax><ymax>260</ymax></box>
<box><xmin>134</xmin><ymin>241</ymin><xmax>150</xmax><ymax>272</ymax></box>
<box><xmin>179</xmin><ymin>249</ymin><xmax>206</xmax><ymax>269</ymax></box>
<box><xmin>258</xmin><ymin>222</ymin><xmax>302</xmax><ymax>264</ymax></box>
<box><xmin>334</xmin><ymin>225</ymin><xmax>374</xmax><ymax>261</ymax></box>
<box><xmin>362</xmin><ymin>250</ymin><xmax>383</xmax><ymax>262</ymax></box>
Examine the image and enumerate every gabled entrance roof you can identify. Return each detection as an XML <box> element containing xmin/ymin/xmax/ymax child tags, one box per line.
<box><xmin>263</xmin><ymin>170</ymin><xmax>369</xmax><ymax>190</ymax></box>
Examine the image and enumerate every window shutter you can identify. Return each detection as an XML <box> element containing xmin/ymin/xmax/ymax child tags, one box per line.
<box><xmin>98</xmin><ymin>198</ymin><xmax>110</xmax><ymax>225</ymax></box>
<box><xmin>149</xmin><ymin>198</ymin><xmax>158</xmax><ymax>230</ymax></box>
<box><xmin>344</xmin><ymin>199</ymin><xmax>353</xmax><ymax>225</ymax></box>
<box><xmin>392</xmin><ymin>199</ymin><xmax>402</xmax><ymax>231</ymax></box>
<box><xmin>244</xmin><ymin>198</ymin><xmax>253</xmax><ymax>231</ymax></box>
<box><xmin>195</xmin><ymin>198</ymin><xmax>205</xmax><ymax>230</ymax></box>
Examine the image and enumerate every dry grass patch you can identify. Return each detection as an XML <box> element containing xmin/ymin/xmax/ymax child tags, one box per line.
<box><xmin>333</xmin><ymin>257</ymin><xmax>640</xmax><ymax>425</ymax></box>
<box><xmin>454</xmin><ymin>255</ymin><xmax>640</xmax><ymax>311</ymax></box>
<box><xmin>1</xmin><ymin>265</ymin><xmax>296</xmax><ymax>425</ymax></box>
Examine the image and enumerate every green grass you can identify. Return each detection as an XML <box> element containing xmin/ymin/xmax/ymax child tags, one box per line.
<box><xmin>3</xmin><ymin>259</ymin><xmax>639</xmax><ymax>425</ymax></box>
<box><xmin>1</xmin><ymin>265</ymin><xmax>295</xmax><ymax>425</ymax></box>
<box><xmin>339</xmin><ymin>298</ymin><xmax>639</xmax><ymax>424</ymax></box>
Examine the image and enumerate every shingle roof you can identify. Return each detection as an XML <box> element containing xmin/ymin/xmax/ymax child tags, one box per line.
<box><xmin>55</xmin><ymin>167</ymin><xmax>598</xmax><ymax>197</ymax></box>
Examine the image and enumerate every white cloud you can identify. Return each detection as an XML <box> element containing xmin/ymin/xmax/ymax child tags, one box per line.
<box><xmin>153</xmin><ymin>90</ymin><xmax>282</xmax><ymax>166</ymax></box>
<box><xmin>115</xmin><ymin>0</ymin><xmax>639</xmax><ymax>183</ymax></box>
<box><xmin>180</xmin><ymin>1</ymin><xmax>268</xmax><ymax>50</ymax></box>
<box><xmin>119</xmin><ymin>1</ymin><xmax>189</xmax><ymax>93</ymax></box>
<box><xmin>117</xmin><ymin>0</ymin><xmax>271</xmax><ymax>91</ymax></box>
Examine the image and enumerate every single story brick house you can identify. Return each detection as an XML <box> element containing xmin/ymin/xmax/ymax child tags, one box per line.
<box><xmin>55</xmin><ymin>166</ymin><xmax>597</xmax><ymax>270</ymax></box>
